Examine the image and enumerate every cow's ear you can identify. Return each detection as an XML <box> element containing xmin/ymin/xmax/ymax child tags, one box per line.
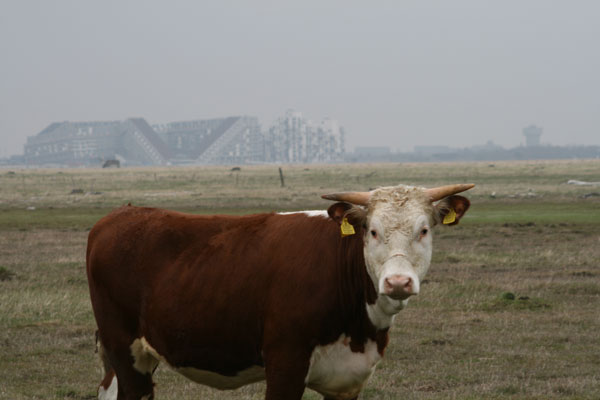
<box><xmin>434</xmin><ymin>195</ymin><xmax>471</xmax><ymax>226</ymax></box>
<box><xmin>327</xmin><ymin>202</ymin><xmax>353</xmax><ymax>225</ymax></box>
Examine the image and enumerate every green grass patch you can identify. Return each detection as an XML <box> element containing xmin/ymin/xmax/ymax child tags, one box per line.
<box><xmin>0</xmin><ymin>207</ymin><xmax>112</xmax><ymax>230</ymax></box>
<box><xmin>481</xmin><ymin>293</ymin><xmax>551</xmax><ymax>311</ymax></box>
<box><xmin>464</xmin><ymin>200</ymin><xmax>600</xmax><ymax>224</ymax></box>
<box><xmin>1</xmin><ymin>199</ymin><xmax>598</xmax><ymax>231</ymax></box>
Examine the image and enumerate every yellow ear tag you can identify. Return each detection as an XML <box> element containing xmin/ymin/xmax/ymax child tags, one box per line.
<box><xmin>443</xmin><ymin>208</ymin><xmax>457</xmax><ymax>225</ymax></box>
<box><xmin>340</xmin><ymin>217</ymin><xmax>356</xmax><ymax>237</ymax></box>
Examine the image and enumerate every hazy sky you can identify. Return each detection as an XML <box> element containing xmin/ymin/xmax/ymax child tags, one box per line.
<box><xmin>1</xmin><ymin>1</ymin><xmax>599</xmax><ymax>157</ymax></box>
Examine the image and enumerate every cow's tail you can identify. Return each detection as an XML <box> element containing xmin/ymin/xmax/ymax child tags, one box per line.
<box><xmin>95</xmin><ymin>330</ymin><xmax>118</xmax><ymax>400</ymax></box>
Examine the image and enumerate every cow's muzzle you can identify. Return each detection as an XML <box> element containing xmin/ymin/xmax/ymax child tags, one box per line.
<box><xmin>383</xmin><ymin>274</ymin><xmax>417</xmax><ymax>300</ymax></box>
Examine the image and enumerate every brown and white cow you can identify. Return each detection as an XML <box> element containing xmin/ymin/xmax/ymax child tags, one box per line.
<box><xmin>87</xmin><ymin>183</ymin><xmax>474</xmax><ymax>400</ymax></box>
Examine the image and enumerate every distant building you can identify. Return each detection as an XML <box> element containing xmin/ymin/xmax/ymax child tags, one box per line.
<box><xmin>153</xmin><ymin>116</ymin><xmax>262</xmax><ymax>165</ymax></box>
<box><xmin>24</xmin><ymin>118</ymin><xmax>171</xmax><ymax>166</ymax></box>
<box><xmin>414</xmin><ymin>145</ymin><xmax>454</xmax><ymax>156</ymax></box>
<box><xmin>22</xmin><ymin>111</ymin><xmax>346</xmax><ymax>166</ymax></box>
<box><xmin>354</xmin><ymin>146</ymin><xmax>391</xmax><ymax>156</ymax></box>
<box><xmin>264</xmin><ymin>110</ymin><xmax>345</xmax><ymax>163</ymax></box>
<box><xmin>470</xmin><ymin>140</ymin><xmax>504</xmax><ymax>151</ymax></box>
<box><xmin>523</xmin><ymin>125</ymin><xmax>542</xmax><ymax>147</ymax></box>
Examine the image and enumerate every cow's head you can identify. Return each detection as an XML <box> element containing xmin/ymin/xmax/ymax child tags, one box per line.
<box><xmin>323</xmin><ymin>184</ymin><xmax>474</xmax><ymax>317</ymax></box>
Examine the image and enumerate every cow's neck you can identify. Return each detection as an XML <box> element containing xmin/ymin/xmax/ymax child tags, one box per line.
<box><xmin>366</xmin><ymin>296</ymin><xmax>407</xmax><ymax>330</ymax></box>
<box><xmin>363</xmin><ymin>254</ymin><xmax>409</xmax><ymax>329</ymax></box>
<box><xmin>334</xmin><ymin>233</ymin><xmax>383</xmax><ymax>343</ymax></box>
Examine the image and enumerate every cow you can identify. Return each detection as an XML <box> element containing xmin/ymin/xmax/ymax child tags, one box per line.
<box><xmin>86</xmin><ymin>183</ymin><xmax>474</xmax><ymax>400</ymax></box>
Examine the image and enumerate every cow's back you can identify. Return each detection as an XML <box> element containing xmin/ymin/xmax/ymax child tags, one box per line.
<box><xmin>86</xmin><ymin>205</ymin><xmax>336</xmax><ymax>306</ymax></box>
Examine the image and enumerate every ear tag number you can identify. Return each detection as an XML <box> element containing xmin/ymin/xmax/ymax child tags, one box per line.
<box><xmin>443</xmin><ymin>208</ymin><xmax>457</xmax><ymax>225</ymax></box>
<box><xmin>341</xmin><ymin>217</ymin><xmax>356</xmax><ymax>237</ymax></box>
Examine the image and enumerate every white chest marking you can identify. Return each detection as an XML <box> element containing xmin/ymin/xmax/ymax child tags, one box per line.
<box><xmin>305</xmin><ymin>335</ymin><xmax>382</xmax><ymax>399</ymax></box>
<box><xmin>98</xmin><ymin>374</ymin><xmax>117</xmax><ymax>400</ymax></box>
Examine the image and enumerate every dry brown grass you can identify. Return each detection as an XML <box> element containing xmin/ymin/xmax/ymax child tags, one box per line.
<box><xmin>1</xmin><ymin>159</ymin><xmax>599</xmax><ymax>211</ymax></box>
<box><xmin>1</xmin><ymin>160</ymin><xmax>599</xmax><ymax>399</ymax></box>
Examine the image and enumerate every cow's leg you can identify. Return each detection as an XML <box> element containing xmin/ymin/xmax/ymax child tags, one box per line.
<box><xmin>264</xmin><ymin>350</ymin><xmax>311</xmax><ymax>400</ymax></box>
<box><xmin>108</xmin><ymin>341</ymin><xmax>156</xmax><ymax>400</ymax></box>
<box><xmin>95</xmin><ymin>330</ymin><xmax>157</xmax><ymax>400</ymax></box>
<box><xmin>96</xmin><ymin>334</ymin><xmax>119</xmax><ymax>400</ymax></box>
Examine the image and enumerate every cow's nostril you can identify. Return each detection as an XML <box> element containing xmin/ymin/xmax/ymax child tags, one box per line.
<box><xmin>384</xmin><ymin>277</ymin><xmax>394</xmax><ymax>292</ymax></box>
<box><xmin>384</xmin><ymin>275</ymin><xmax>416</xmax><ymax>299</ymax></box>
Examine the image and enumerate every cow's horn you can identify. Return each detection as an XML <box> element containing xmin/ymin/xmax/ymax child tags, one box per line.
<box><xmin>321</xmin><ymin>191</ymin><xmax>371</xmax><ymax>206</ymax></box>
<box><xmin>426</xmin><ymin>184</ymin><xmax>475</xmax><ymax>202</ymax></box>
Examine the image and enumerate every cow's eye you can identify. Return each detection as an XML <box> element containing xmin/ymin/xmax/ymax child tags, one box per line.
<box><xmin>370</xmin><ymin>230</ymin><xmax>377</xmax><ymax>238</ymax></box>
<box><xmin>420</xmin><ymin>228</ymin><xmax>429</xmax><ymax>238</ymax></box>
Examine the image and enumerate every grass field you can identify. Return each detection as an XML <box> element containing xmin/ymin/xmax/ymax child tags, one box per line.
<box><xmin>1</xmin><ymin>160</ymin><xmax>599</xmax><ymax>399</ymax></box>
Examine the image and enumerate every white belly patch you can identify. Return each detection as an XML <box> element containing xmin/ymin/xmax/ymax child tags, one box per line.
<box><xmin>178</xmin><ymin>365</ymin><xmax>265</xmax><ymax>389</ymax></box>
<box><xmin>305</xmin><ymin>334</ymin><xmax>382</xmax><ymax>399</ymax></box>
<box><xmin>129</xmin><ymin>337</ymin><xmax>265</xmax><ymax>390</ymax></box>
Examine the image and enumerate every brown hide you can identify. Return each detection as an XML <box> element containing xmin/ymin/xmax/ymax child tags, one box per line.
<box><xmin>87</xmin><ymin>205</ymin><xmax>386</xmax><ymax>398</ymax></box>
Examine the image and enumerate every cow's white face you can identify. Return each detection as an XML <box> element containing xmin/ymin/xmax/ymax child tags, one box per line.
<box><xmin>324</xmin><ymin>183</ymin><xmax>473</xmax><ymax>328</ymax></box>
<box><xmin>363</xmin><ymin>186</ymin><xmax>435</xmax><ymax>314</ymax></box>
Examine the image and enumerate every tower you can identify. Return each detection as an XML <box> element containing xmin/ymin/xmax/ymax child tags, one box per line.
<box><xmin>523</xmin><ymin>125</ymin><xmax>542</xmax><ymax>147</ymax></box>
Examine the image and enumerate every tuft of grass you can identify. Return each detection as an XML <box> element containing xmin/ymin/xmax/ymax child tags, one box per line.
<box><xmin>445</xmin><ymin>255</ymin><xmax>461</xmax><ymax>263</ymax></box>
<box><xmin>482</xmin><ymin>293</ymin><xmax>551</xmax><ymax>311</ymax></box>
<box><xmin>0</xmin><ymin>266</ymin><xmax>15</xmax><ymax>281</ymax></box>
<box><xmin>55</xmin><ymin>387</ymin><xmax>78</xmax><ymax>398</ymax></box>
<box><xmin>553</xmin><ymin>385</ymin><xmax>578</xmax><ymax>396</ymax></box>
<box><xmin>501</xmin><ymin>291</ymin><xmax>516</xmax><ymax>300</ymax></box>
<box><xmin>359</xmin><ymin>387</ymin><xmax>386</xmax><ymax>399</ymax></box>
<box><xmin>497</xmin><ymin>385</ymin><xmax>520</xmax><ymax>395</ymax></box>
<box><xmin>420</xmin><ymin>338</ymin><xmax>452</xmax><ymax>346</ymax></box>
